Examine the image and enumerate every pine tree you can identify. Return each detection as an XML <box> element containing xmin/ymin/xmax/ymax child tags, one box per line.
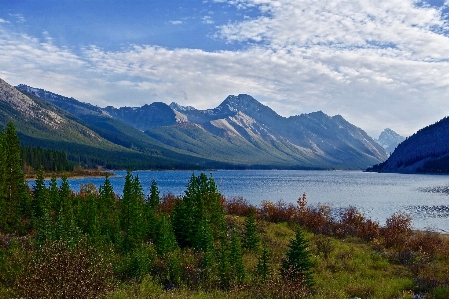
<box><xmin>281</xmin><ymin>229</ymin><xmax>314</xmax><ymax>288</ymax></box>
<box><xmin>155</xmin><ymin>214</ymin><xmax>178</xmax><ymax>255</ymax></box>
<box><xmin>48</xmin><ymin>174</ymin><xmax>60</xmax><ymax>217</ymax></box>
<box><xmin>230</xmin><ymin>228</ymin><xmax>245</xmax><ymax>284</ymax></box>
<box><xmin>128</xmin><ymin>175</ymin><xmax>146</xmax><ymax>245</ymax></box>
<box><xmin>243</xmin><ymin>207</ymin><xmax>260</xmax><ymax>251</ymax></box>
<box><xmin>0</xmin><ymin>121</ymin><xmax>31</xmax><ymax>233</ymax></box>
<box><xmin>257</xmin><ymin>242</ymin><xmax>270</xmax><ymax>280</ymax></box>
<box><xmin>217</xmin><ymin>237</ymin><xmax>231</xmax><ymax>288</ymax></box>
<box><xmin>120</xmin><ymin>170</ymin><xmax>133</xmax><ymax>234</ymax></box>
<box><xmin>172</xmin><ymin>173</ymin><xmax>225</xmax><ymax>248</ymax></box>
<box><xmin>98</xmin><ymin>173</ymin><xmax>119</xmax><ymax>242</ymax></box>
<box><xmin>148</xmin><ymin>179</ymin><xmax>160</xmax><ymax>210</ymax></box>
<box><xmin>32</xmin><ymin>166</ymin><xmax>48</xmax><ymax>229</ymax></box>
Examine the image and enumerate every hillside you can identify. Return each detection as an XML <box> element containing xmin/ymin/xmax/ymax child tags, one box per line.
<box><xmin>366</xmin><ymin>116</ymin><xmax>449</xmax><ymax>173</ymax></box>
<box><xmin>2</xmin><ymin>79</ymin><xmax>206</xmax><ymax>170</ymax></box>
<box><xmin>14</xmin><ymin>83</ymin><xmax>388</xmax><ymax>170</ymax></box>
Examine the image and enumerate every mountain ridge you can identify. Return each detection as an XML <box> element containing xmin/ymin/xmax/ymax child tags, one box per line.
<box><xmin>367</xmin><ymin>117</ymin><xmax>449</xmax><ymax>173</ymax></box>
<box><xmin>14</xmin><ymin>83</ymin><xmax>388</xmax><ymax>170</ymax></box>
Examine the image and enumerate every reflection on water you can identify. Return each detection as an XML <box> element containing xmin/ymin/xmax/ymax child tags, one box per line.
<box><xmin>38</xmin><ymin>170</ymin><xmax>449</xmax><ymax>232</ymax></box>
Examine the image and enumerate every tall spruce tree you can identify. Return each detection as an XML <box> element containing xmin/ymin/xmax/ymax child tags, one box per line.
<box><xmin>98</xmin><ymin>173</ymin><xmax>119</xmax><ymax>242</ymax></box>
<box><xmin>0</xmin><ymin>121</ymin><xmax>31</xmax><ymax>233</ymax></box>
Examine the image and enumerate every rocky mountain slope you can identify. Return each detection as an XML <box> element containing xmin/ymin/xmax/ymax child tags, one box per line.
<box><xmin>367</xmin><ymin>117</ymin><xmax>449</xmax><ymax>173</ymax></box>
<box><xmin>147</xmin><ymin>94</ymin><xmax>387</xmax><ymax>169</ymax></box>
<box><xmin>376</xmin><ymin>128</ymin><xmax>405</xmax><ymax>155</ymax></box>
<box><xmin>14</xmin><ymin>83</ymin><xmax>388</xmax><ymax>170</ymax></box>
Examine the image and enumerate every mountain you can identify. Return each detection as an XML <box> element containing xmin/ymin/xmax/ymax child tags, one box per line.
<box><xmin>147</xmin><ymin>94</ymin><xmax>388</xmax><ymax>169</ymax></box>
<box><xmin>375</xmin><ymin>128</ymin><xmax>405</xmax><ymax>155</ymax></box>
<box><xmin>14</xmin><ymin>84</ymin><xmax>222</xmax><ymax>169</ymax></box>
<box><xmin>366</xmin><ymin>117</ymin><xmax>449</xmax><ymax>173</ymax></box>
<box><xmin>13</xmin><ymin>82</ymin><xmax>388</xmax><ymax>170</ymax></box>
<box><xmin>103</xmin><ymin>103</ymin><xmax>177</xmax><ymax>131</ymax></box>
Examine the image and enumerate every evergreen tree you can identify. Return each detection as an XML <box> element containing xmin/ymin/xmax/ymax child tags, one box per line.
<box><xmin>54</xmin><ymin>174</ymin><xmax>80</xmax><ymax>244</ymax></box>
<box><xmin>128</xmin><ymin>175</ymin><xmax>146</xmax><ymax>245</ymax></box>
<box><xmin>98</xmin><ymin>173</ymin><xmax>119</xmax><ymax>242</ymax></box>
<box><xmin>281</xmin><ymin>229</ymin><xmax>314</xmax><ymax>288</ymax></box>
<box><xmin>154</xmin><ymin>214</ymin><xmax>178</xmax><ymax>255</ymax></box>
<box><xmin>148</xmin><ymin>179</ymin><xmax>160</xmax><ymax>210</ymax></box>
<box><xmin>172</xmin><ymin>173</ymin><xmax>225</xmax><ymax>248</ymax></box>
<box><xmin>243</xmin><ymin>207</ymin><xmax>260</xmax><ymax>251</ymax></box>
<box><xmin>229</xmin><ymin>228</ymin><xmax>245</xmax><ymax>284</ymax></box>
<box><xmin>217</xmin><ymin>237</ymin><xmax>231</xmax><ymax>288</ymax></box>
<box><xmin>257</xmin><ymin>242</ymin><xmax>270</xmax><ymax>281</ymax></box>
<box><xmin>0</xmin><ymin>121</ymin><xmax>31</xmax><ymax>233</ymax></box>
<box><xmin>120</xmin><ymin>170</ymin><xmax>133</xmax><ymax>234</ymax></box>
<box><xmin>48</xmin><ymin>174</ymin><xmax>60</xmax><ymax>217</ymax></box>
<box><xmin>32</xmin><ymin>166</ymin><xmax>48</xmax><ymax>229</ymax></box>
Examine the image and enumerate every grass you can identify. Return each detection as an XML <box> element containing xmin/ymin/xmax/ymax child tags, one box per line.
<box><xmin>104</xmin><ymin>219</ymin><xmax>427</xmax><ymax>299</ymax></box>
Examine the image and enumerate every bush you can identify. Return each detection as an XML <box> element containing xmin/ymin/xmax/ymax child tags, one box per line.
<box><xmin>15</xmin><ymin>238</ymin><xmax>114</xmax><ymax>299</ymax></box>
<box><xmin>382</xmin><ymin>212</ymin><xmax>412</xmax><ymax>248</ymax></box>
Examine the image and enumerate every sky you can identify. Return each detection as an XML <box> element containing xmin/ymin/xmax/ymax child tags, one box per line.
<box><xmin>1</xmin><ymin>0</ymin><xmax>449</xmax><ymax>137</ymax></box>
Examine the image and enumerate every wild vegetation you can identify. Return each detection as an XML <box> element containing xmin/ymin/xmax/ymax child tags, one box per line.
<box><xmin>0</xmin><ymin>121</ymin><xmax>449</xmax><ymax>298</ymax></box>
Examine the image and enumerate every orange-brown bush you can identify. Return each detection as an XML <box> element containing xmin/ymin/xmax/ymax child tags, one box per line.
<box><xmin>159</xmin><ymin>193</ymin><xmax>181</xmax><ymax>215</ymax></box>
<box><xmin>261</xmin><ymin>199</ymin><xmax>297</xmax><ymax>223</ymax></box>
<box><xmin>405</xmin><ymin>230</ymin><xmax>444</xmax><ymax>257</ymax></box>
<box><xmin>15</xmin><ymin>238</ymin><xmax>114</xmax><ymax>299</ymax></box>
<box><xmin>224</xmin><ymin>196</ymin><xmax>253</xmax><ymax>217</ymax></box>
<box><xmin>297</xmin><ymin>205</ymin><xmax>332</xmax><ymax>235</ymax></box>
<box><xmin>382</xmin><ymin>212</ymin><xmax>412</xmax><ymax>248</ymax></box>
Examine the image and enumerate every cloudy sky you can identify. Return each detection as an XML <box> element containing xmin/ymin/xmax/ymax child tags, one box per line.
<box><xmin>1</xmin><ymin>0</ymin><xmax>449</xmax><ymax>137</ymax></box>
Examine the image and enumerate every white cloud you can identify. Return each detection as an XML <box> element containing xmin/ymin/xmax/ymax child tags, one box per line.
<box><xmin>202</xmin><ymin>16</ymin><xmax>214</xmax><ymax>24</ymax></box>
<box><xmin>2</xmin><ymin>1</ymin><xmax>449</xmax><ymax>137</ymax></box>
<box><xmin>8</xmin><ymin>13</ymin><xmax>26</xmax><ymax>23</ymax></box>
<box><xmin>169</xmin><ymin>20</ymin><xmax>183</xmax><ymax>25</ymax></box>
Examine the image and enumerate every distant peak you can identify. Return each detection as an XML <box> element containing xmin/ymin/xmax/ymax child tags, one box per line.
<box><xmin>169</xmin><ymin>102</ymin><xmax>196</xmax><ymax>112</ymax></box>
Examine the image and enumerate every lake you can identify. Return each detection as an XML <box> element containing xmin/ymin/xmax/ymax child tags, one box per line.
<box><xmin>41</xmin><ymin>170</ymin><xmax>449</xmax><ymax>232</ymax></box>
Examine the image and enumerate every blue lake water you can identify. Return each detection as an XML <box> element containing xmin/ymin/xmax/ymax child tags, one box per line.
<box><xmin>39</xmin><ymin>170</ymin><xmax>449</xmax><ymax>232</ymax></box>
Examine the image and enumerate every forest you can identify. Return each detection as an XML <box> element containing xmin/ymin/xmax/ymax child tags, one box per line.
<box><xmin>1</xmin><ymin>120</ymin><xmax>449</xmax><ymax>299</ymax></box>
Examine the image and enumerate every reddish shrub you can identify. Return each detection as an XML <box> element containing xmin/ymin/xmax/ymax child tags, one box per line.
<box><xmin>159</xmin><ymin>193</ymin><xmax>181</xmax><ymax>215</ymax></box>
<box><xmin>260</xmin><ymin>200</ymin><xmax>297</xmax><ymax>223</ymax></box>
<box><xmin>382</xmin><ymin>212</ymin><xmax>412</xmax><ymax>248</ymax></box>
<box><xmin>224</xmin><ymin>196</ymin><xmax>253</xmax><ymax>216</ymax></box>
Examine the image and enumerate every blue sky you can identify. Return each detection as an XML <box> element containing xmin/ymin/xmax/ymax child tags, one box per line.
<box><xmin>2</xmin><ymin>0</ymin><xmax>449</xmax><ymax>137</ymax></box>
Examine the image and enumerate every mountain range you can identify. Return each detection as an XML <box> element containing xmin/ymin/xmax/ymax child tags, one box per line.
<box><xmin>367</xmin><ymin>116</ymin><xmax>449</xmax><ymax>173</ymax></box>
<box><xmin>5</xmin><ymin>80</ymin><xmax>389</xmax><ymax>170</ymax></box>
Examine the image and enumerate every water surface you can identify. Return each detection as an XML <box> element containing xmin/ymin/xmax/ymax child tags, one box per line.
<box><xmin>42</xmin><ymin>170</ymin><xmax>449</xmax><ymax>232</ymax></box>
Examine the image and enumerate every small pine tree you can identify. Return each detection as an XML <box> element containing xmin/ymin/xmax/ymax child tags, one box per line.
<box><xmin>148</xmin><ymin>179</ymin><xmax>160</xmax><ymax>210</ymax></box>
<box><xmin>155</xmin><ymin>214</ymin><xmax>178</xmax><ymax>255</ymax></box>
<box><xmin>230</xmin><ymin>228</ymin><xmax>245</xmax><ymax>284</ymax></box>
<box><xmin>243</xmin><ymin>207</ymin><xmax>260</xmax><ymax>251</ymax></box>
<box><xmin>257</xmin><ymin>242</ymin><xmax>270</xmax><ymax>281</ymax></box>
<box><xmin>281</xmin><ymin>229</ymin><xmax>314</xmax><ymax>289</ymax></box>
<box><xmin>32</xmin><ymin>166</ymin><xmax>48</xmax><ymax>230</ymax></box>
<box><xmin>48</xmin><ymin>174</ymin><xmax>60</xmax><ymax>216</ymax></box>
